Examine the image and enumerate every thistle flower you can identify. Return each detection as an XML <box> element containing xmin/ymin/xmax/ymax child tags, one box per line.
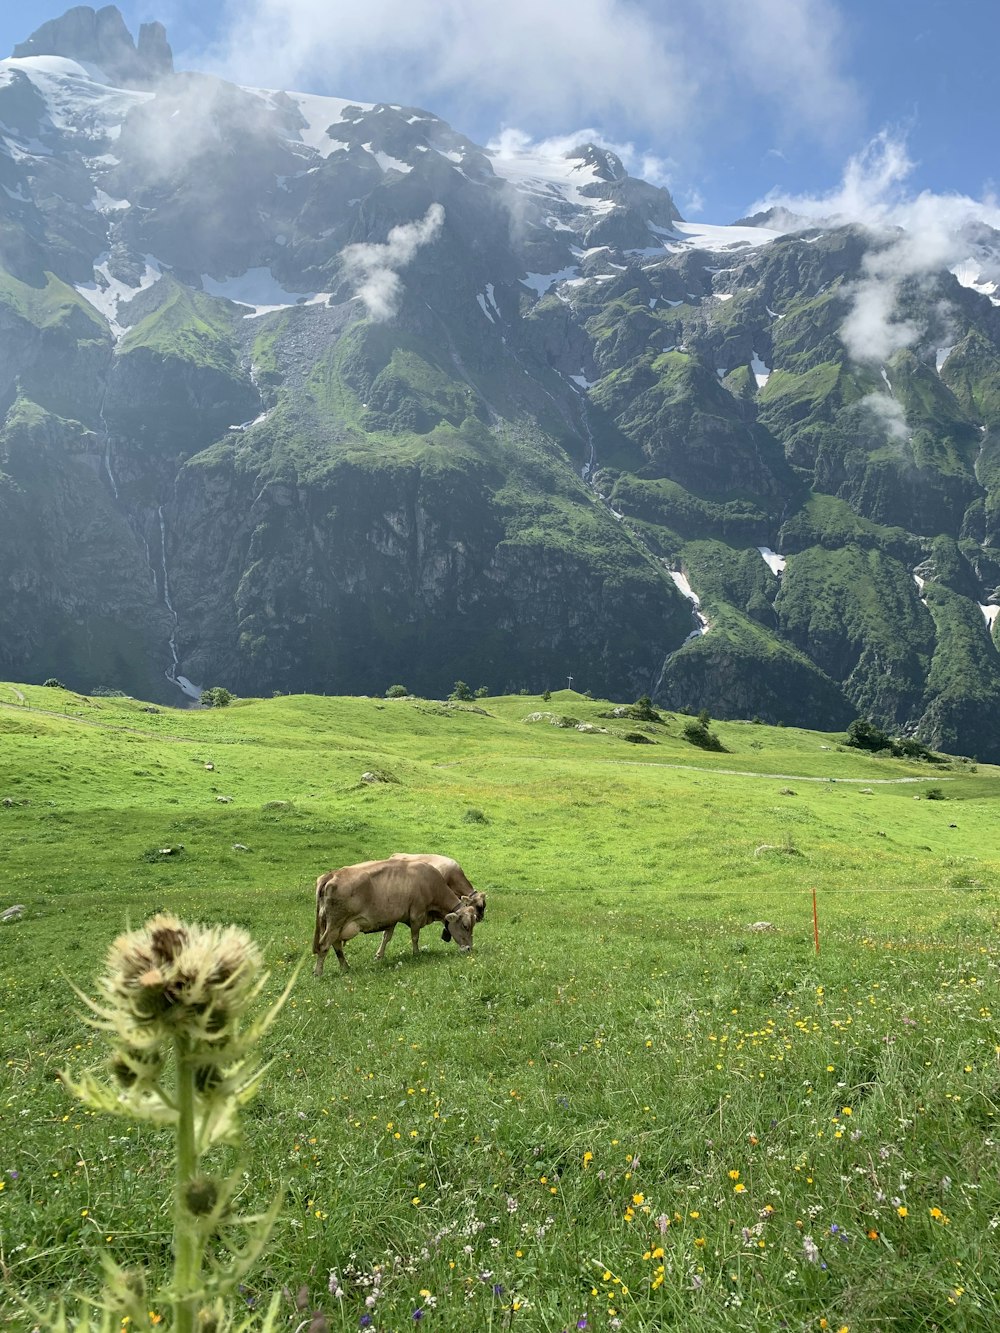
<box><xmin>52</xmin><ymin>914</ymin><xmax>298</xmax><ymax>1333</ymax></box>
<box><xmin>101</xmin><ymin>913</ymin><xmax>263</xmax><ymax>1043</ymax></box>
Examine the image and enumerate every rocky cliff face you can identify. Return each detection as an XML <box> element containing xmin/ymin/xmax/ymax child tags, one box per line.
<box><xmin>3</xmin><ymin>8</ymin><xmax>1000</xmax><ymax>756</ymax></box>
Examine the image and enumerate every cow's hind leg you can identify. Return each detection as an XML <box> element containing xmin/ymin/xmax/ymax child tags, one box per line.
<box><xmin>410</xmin><ymin>923</ymin><xmax>422</xmax><ymax>955</ymax></box>
<box><xmin>335</xmin><ymin>942</ymin><xmax>349</xmax><ymax>972</ymax></box>
<box><xmin>375</xmin><ymin>925</ymin><xmax>396</xmax><ymax>961</ymax></box>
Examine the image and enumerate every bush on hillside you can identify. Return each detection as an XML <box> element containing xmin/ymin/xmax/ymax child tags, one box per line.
<box><xmin>449</xmin><ymin>680</ymin><xmax>473</xmax><ymax>701</ymax></box>
<box><xmin>683</xmin><ymin>710</ymin><xmax>725</xmax><ymax>751</ymax></box>
<box><xmin>631</xmin><ymin>694</ymin><xmax>662</xmax><ymax>723</ymax></box>
<box><xmin>385</xmin><ymin>684</ymin><xmax>409</xmax><ymax>698</ymax></box>
<box><xmin>42</xmin><ymin>678</ymin><xmax>65</xmax><ymax>688</ymax></box>
<box><xmin>201</xmin><ymin>686</ymin><xmax>233</xmax><ymax>708</ymax></box>
<box><xmin>846</xmin><ymin>717</ymin><xmax>891</xmax><ymax>752</ymax></box>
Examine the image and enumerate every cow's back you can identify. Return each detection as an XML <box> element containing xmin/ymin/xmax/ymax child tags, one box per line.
<box><xmin>316</xmin><ymin>857</ymin><xmax>453</xmax><ymax>934</ymax></box>
<box><xmin>392</xmin><ymin>852</ymin><xmax>476</xmax><ymax>898</ymax></box>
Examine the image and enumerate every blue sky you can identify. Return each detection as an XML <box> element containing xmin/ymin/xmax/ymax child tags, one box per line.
<box><xmin>2</xmin><ymin>0</ymin><xmax>997</xmax><ymax>221</ymax></box>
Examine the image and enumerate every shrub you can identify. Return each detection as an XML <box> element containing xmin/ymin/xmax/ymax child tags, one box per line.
<box><xmin>42</xmin><ymin>678</ymin><xmax>65</xmax><ymax>688</ymax></box>
<box><xmin>541</xmin><ymin>689</ymin><xmax>551</xmax><ymax>702</ymax></box>
<box><xmin>683</xmin><ymin>717</ymin><xmax>725</xmax><ymax>751</ymax></box>
<box><xmin>385</xmin><ymin>684</ymin><xmax>409</xmax><ymax>698</ymax></box>
<box><xmin>631</xmin><ymin>694</ymin><xmax>662</xmax><ymax>723</ymax></box>
<box><xmin>925</xmin><ymin>787</ymin><xmax>946</xmax><ymax>800</ymax></box>
<box><xmin>846</xmin><ymin>717</ymin><xmax>890</xmax><ymax>752</ymax></box>
<box><xmin>201</xmin><ymin>686</ymin><xmax>233</xmax><ymax>708</ymax></box>
<box><xmin>91</xmin><ymin>686</ymin><xmax>127</xmax><ymax>698</ymax></box>
<box><xmin>623</xmin><ymin>731</ymin><xmax>654</xmax><ymax>744</ymax></box>
<box><xmin>449</xmin><ymin>680</ymin><xmax>473</xmax><ymax>701</ymax></box>
<box><xmin>474</xmin><ymin>685</ymin><xmax>489</xmax><ymax>699</ymax></box>
<box><xmin>462</xmin><ymin>807</ymin><xmax>489</xmax><ymax>823</ymax></box>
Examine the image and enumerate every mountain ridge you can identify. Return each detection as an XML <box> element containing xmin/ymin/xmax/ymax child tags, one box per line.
<box><xmin>3</xmin><ymin>7</ymin><xmax>1000</xmax><ymax>758</ymax></box>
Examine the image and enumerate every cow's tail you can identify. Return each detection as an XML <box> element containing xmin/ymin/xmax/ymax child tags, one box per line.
<box><xmin>312</xmin><ymin>873</ymin><xmax>331</xmax><ymax>954</ymax></box>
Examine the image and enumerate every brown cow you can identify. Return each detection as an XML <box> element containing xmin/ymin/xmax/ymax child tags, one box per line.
<box><xmin>390</xmin><ymin>852</ymin><xmax>486</xmax><ymax>942</ymax></box>
<box><xmin>312</xmin><ymin>857</ymin><xmax>478</xmax><ymax>975</ymax></box>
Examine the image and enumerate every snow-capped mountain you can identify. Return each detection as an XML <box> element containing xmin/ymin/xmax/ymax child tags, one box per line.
<box><xmin>4</xmin><ymin>6</ymin><xmax>1000</xmax><ymax>760</ymax></box>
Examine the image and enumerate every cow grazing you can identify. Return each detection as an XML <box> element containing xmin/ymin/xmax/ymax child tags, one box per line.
<box><xmin>313</xmin><ymin>857</ymin><xmax>478</xmax><ymax>976</ymax></box>
<box><xmin>390</xmin><ymin>853</ymin><xmax>486</xmax><ymax>942</ymax></box>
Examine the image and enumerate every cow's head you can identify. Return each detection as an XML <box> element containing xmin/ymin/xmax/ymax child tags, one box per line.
<box><xmin>444</xmin><ymin>903</ymin><xmax>477</xmax><ymax>952</ymax></box>
<box><xmin>441</xmin><ymin>892</ymin><xmax>486</xmax><ymax>942</ymax></box>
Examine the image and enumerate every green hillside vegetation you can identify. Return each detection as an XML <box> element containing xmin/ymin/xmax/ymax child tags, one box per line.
<box><xmin>0</xmin><ymin>267</ymin><xmax>107</xmax><ymax>334</ymax></box>
<box><xmin>2</xmin><ymin>685</ymin><xmax>997</xmax><ymax>1330</ymax></box>
<box><xmin>118</xmin><ymin>276</ymin><xmax>244</xmax><ymax>375</ymax></box>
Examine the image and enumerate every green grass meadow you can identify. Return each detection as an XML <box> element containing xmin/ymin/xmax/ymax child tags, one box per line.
<box><xmin>1</xmin><ymin>684</ymin><xmax>999</xmax><ymax>1331</ymax></box>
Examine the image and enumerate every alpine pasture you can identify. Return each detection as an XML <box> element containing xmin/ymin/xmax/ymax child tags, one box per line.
<box><xmin>1</xmin><ymin>684</ymin><xmax>998</xmax><ymax>1331</ymax></box>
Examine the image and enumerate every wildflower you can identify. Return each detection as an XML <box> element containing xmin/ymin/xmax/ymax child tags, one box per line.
<box><xmin>734</xmin><ymin>1183</ymin><xmax>746</xmax><ymax>1194</ymax></box>
<box><xmin>803</xmin><ymin>1236</ymin><xmax>820</xmax><ymax>1263</ymax></box>
<box><xmin>896</xmin><ymin>1206</ymin><xmax>908</xmax><ymax>1218</ymax></box>
<box><xmin>582</xmin><ymin>1152</ymin><xmax>593</xmax><ymax>1168</ymax></box>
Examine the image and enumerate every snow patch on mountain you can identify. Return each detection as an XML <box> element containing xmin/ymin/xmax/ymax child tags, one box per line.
<box><xmin>1</xmin><ymin>54</ymin><xmax>151</xmax><ymax>139</ymax></box>
<box><xmin>264</xmin><ymin>88</ymin><xmax>372</xmax><ymax>157</ymax></box>
<box><xmin>521</xmin><ymin>265</ymin><xmax>580</xmax><ymax>297</ymax></box>
<box><xmin>201</xmin><ymin>268</ymin><xmax>331</xmax><ymax>316</ymax></box>
<box><xmin>671</xmin><ymin>220</ymin><xmax>782</xmax><ymax>251</ymax></box>
<box><xmin>951</xmin><ymin>258</ymin><xmax>999</xmax><ymax>301</ymax></box>
<box><xmin>75</xmin><ymin>255</ymin><xmax>165</xmax><ymax>336</ymax></box>
<box><xmin>751</xmin><ymin>352</ymin><xmax>771</xmax><ymax>386</ymax></box>
<box><xmin>757</xmin><ymin>547</ymin><xmax>785</xmax><ymax>576</ymax></box>
<box><xmin>669</xmin><ymin>570</ymin><xmax>701</xmax><ymax>606</ymax></box>
<box><xmin>487</xmin><ymin>132</ymin><xmax>616</xmax><ymax>213</ymax></box>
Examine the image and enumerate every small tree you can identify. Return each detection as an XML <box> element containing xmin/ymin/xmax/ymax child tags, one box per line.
<box><xmin>541</xmin><ymin>689</ymin><xmax>551</xmax><ymax>702</ymax></box>
<box><xmin>200</xmin><ymin>686</ymin><xmax>233</xmax><ymax>708</ymax></box>
<box><xmin>683</xmin><ymin>713</ymin><xmax>725</xmax><ymax>751</ymax></box>
<box><xmin>449</xmin><ymin>680</ymin><xmax>473</xmax><ymax>702</ymax></box>
<box><xmin>846</xmin><ymin>717</ymin><xmax>890</xmax><ymax>752</ymax></box>
<box><xmin>474</xmin><ymin>685</ymin><xmax>489</xmax><ymax>699</ymax></box>
<box><xmin>632</xmin><ymin>694</ymin><xmax>661</xmax><ymax>723</ymax></box>
<box><xmin>385</xmin><ymin>684</ymin><xmax>409</xmax><ymax>698</ymax></box>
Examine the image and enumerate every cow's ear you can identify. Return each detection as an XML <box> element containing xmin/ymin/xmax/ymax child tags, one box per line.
<box><xmin>459</xmin><ymin>895</ymin><xmax>472</xmax><ymax>906</ymax></box>
<box><xmin>444</xmin><ymin>909</ymin><xmax>458</xmax><ymax>924</ymax></box>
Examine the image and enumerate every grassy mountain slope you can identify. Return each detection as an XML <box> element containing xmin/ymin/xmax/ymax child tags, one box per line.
<box><xmin>1</xmin><ymin>684</ymin><xmax>998</xmax><ymax>1329</ymax></box>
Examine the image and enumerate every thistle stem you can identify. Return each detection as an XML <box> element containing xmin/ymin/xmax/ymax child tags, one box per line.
<box><xmin>173</xmin><ymin>1035</ymin><xmax>201</xmax><ymax>1333</ymax></box>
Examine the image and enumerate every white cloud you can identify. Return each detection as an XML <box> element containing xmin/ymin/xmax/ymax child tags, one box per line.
<box><xmin>341</xmin><ymin>203</ymin><xmax>445</xmax><ymax>320</ymax></box>
<box><xmin>487</xmin><ymin>126</ymin><xmax>677</xmax><ymax>191</ymax></box>
<box><xmin>201</xmin><ymin>0</ymin><xmax>856</xmax><ymax>153</ymax></box>
<box><xmin>753</xmin><ymin>131</ymin><xmax>1000</xmax><ymax>364</ymax></box>
<box><xmin>860</xmin><ymin>391</ymin><xmax>909</xmax><ymax>442</ymax></box>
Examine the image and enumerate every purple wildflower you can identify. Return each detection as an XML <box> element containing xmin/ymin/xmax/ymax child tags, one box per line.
<box><xmin>577</xmin><ymin>1319</ymin><xmax>588</xmax><ymax>1330</ymax></box>
<box><xmin>413</xmin><ymin>1309</ymin><xmax>424</xmax><ymax>1322</ymax></box>
<box><xmin>493</xmin><ymin>1283</ymin><xmax>505</xmax><ymax>1296</ymax></box>
<box><xmin>360</xmin><ymin>1318</ymin><xmax>373</xmax><ymax>1329</ymax></box>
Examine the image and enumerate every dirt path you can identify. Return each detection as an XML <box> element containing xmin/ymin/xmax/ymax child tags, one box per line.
<box><xmin>434</xmin><ymin>755</ymin><xmax>953</xmax><ymax>785</ymax></box>
<box><xmin>0</xmin><ymin>697</ymin><xmax>199</xmax><ymax>743</ymax></box>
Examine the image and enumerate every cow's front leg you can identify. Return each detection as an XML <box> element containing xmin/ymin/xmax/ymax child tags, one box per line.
<box><xmin>375</xmin><ymin>924</ymin><xmax>396</xmax><ymax>961</ymax></box>
<box><xmin>410</xmin><ymin>923</ymin><xmax>422</xmax><ymax>954</ymax></box>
